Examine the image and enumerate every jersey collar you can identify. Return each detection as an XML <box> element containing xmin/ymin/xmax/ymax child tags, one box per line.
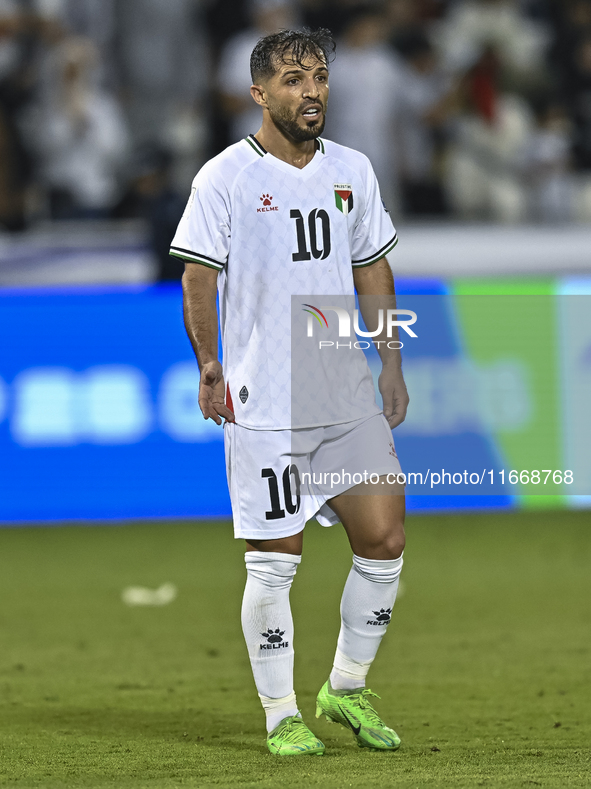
<box><xmin>245</xmin><ymin>134</ymin><xmax>326</xmax><ymax>178</ymax></box>
<box><xmin>246</xmin><ymin>134</ymin><xmax>267</xmax><ymax>157</ymax></box>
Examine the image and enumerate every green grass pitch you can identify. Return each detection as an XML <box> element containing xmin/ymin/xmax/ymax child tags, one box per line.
<box><xmin>0</xmin><ymin>509</ymin><xmax>589</xmax><ymax>788</ymax></box>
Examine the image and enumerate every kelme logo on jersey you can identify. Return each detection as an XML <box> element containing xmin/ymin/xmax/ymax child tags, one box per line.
<box><xmin>334</xmin><ymin>183</ymin><xmax>353</xmax><ymax>215</ymax></box>
<box><xmin>258</xmin><ymin>193</ymin><xmax>278</xmax><ymax>213</ymax></box>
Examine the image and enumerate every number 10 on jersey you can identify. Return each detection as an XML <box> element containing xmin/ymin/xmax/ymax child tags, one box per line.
<box><xmin>290</xmin><ymin>209</ymin><xmax>331</xmax><ymax>261</ymax></box>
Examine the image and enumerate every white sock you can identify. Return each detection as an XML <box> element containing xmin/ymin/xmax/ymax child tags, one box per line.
<box><xmin>241</xmin><ymin>551</ymin><xmax>300</xmax><ymax>731</ymax></box>
<box><xmin>330</xmin><ymin>553</ymin><xmax>403</xmax><ymax>691</ymax></box>
<box><xmin>259</xmin><ymin>692</ymin><xmax>300</xmax><ymax>732</ymax></box>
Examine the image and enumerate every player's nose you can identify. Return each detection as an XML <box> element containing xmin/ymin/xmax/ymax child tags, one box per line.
<box><xmin>302</xmin><ymin>77</ymin><xmax>320</xmax><ymax>98</ymax></box>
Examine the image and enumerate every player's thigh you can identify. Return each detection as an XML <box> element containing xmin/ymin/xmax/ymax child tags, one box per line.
<box><xmin>319</xmin><ymin>414</ymin><xmax>405</xmax><ymax>559</ymax></box>
<box><xmin>245</xmin><ymin>532</ymin><xmax>303</xmax><ymax>555</ymax></box>
<box><xmin>224</xmin><ymin>422</ymin><xmax>306</xmax><ymax>547</ymax></box>
<box><xmin>329</xmin><ymin>480</ymin><xmax>405</xmax><ymax>560</ymax></box>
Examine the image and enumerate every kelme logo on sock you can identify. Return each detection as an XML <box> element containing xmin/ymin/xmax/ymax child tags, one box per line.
<box><xmin>260</xmin><ymin>628</ymin><xmax>288</xmax><ymax>650</ymax></box>
<box><xmin>367</xmin><ymin>608</ymin><xmax>392</xmax><ymax>626</ymax></box>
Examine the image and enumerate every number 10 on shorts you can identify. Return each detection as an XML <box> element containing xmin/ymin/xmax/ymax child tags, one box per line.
<box><xmin>262</xmin><ymin>465</ymin><xmax>301</xmax><ymax>520</ymax></box>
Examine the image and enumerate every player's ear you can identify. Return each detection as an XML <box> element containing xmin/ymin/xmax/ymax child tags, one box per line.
<box><xmin>250</xmin><ymin>83</ymin><xmax>267</xmax><ymax>108</ymax></box>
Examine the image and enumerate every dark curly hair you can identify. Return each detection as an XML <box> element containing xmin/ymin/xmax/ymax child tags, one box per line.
<box><xmin>250</xmin><ymin>28</ymin><xmax>336</xmax><ymax>84</ymax></box>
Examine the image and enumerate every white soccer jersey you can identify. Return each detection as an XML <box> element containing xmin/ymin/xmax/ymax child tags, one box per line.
<box><xmin>170</xmin><ymin>135</ymin><xmax>398</xmax><ymax>430</ymax></box>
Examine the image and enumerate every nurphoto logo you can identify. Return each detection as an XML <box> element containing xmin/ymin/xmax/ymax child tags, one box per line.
<box><xmin>301</xmin><ymin>303</ymin><xmax>418</xmax><ymax>349</ymax></box>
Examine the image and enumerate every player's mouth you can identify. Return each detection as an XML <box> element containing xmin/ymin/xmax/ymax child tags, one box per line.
<box><xmin>301</xmin><ymin>104</ymin><xmax>323</xmax><ymax>121</ymax></box>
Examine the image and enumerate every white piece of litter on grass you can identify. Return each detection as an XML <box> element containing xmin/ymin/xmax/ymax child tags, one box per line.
<box><xmin>121</xmin><ymin>583</ymin><xmax>178</xmax><ymax>606</ymax></box>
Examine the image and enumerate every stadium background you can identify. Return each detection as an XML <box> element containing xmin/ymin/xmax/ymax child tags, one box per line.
<box><xmin>0</xmin><ymin>2</ymin><xmax>590</xmax><ymax>787</ymax></box>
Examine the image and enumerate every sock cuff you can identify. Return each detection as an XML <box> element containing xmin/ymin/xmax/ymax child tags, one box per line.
<box><xmin>333</xmin><ymin>647</ymin><xmax>373</xmax><ymax>681</ymax></box>
<box><xmin>258</xmin><ymin>690</ymin><xmax>297</xmax><ymax>710</ymax></box>
<box><xmin>259</xmin><ymin>691</ymin><xmax>299</xmax><ymax>732</ymax></box>
<box><xmin>245</xmin><ymin>551</ymin><xmax>301</xmax><ymax>566</ymax></box>
<box><xmin>245</xmin><ymin>551</ymin><xmax>301</xmax><ymax>589</ymax></box>
<box><xmin>352</xmin><ymin>553</ymin><xmax>403</xmax><ymax>584</ymax></box>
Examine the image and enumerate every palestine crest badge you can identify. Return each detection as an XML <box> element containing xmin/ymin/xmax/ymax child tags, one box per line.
<box><xmin>334</xmin><ymin>183</ymin><xmax>353</xmax><ymax>215</ymax></box>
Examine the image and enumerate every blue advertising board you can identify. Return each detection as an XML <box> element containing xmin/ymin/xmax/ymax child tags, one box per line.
<box><xmin>0</xmin><ymin>285</ymin><xmax>228</xmax><ymax>520</ymax></box>
<box><xmin>3</xmin><ymin>279</ymin><xmax>589</xmax><ymax>522</ymax></box>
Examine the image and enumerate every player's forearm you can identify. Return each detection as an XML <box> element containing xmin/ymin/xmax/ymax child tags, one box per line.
<box><xmin>182</xmin><ymin>264</ymin><xmax>220</xmax><ymax>370</ymax></box>
<box><xmin>353</xmin><ymin>257</ymin><xmax>402</xmax><ymax>370</ymax></box>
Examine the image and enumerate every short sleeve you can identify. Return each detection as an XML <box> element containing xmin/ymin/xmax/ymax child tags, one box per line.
<box><xmin>170</xmin><ymin>164</ymin><xmax>231</xmax><ymax>271</ymax></box>
<box><xmin>350</xmin><ymin>158</ymin><xmax>398</xmax><ymax>268</ymax></box>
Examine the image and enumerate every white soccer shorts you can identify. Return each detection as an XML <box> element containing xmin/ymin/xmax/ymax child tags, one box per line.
<box><xmin>224</xmin><ymin>413</ymin><xmax>403</xmax><ymax>540</ymax></box>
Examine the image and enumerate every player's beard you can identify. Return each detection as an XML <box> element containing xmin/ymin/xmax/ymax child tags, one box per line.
<box><xmin>268</xmin><ymin>100</ymin><xmax>326</xmax><ymax>142</ymax></box>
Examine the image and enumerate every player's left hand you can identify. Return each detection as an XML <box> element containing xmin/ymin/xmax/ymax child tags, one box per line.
<box><xmin>379</xmin><ymin>365</ymin><xmax>409</xmax><ymax>429</ymax></box>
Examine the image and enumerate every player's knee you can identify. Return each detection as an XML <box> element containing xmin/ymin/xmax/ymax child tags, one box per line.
<box><xmin>244</xmin><ymin>551</ymin><xmax>301</xmax><ymax>590</ymax></box>
<box><xmin>381</xmin><ymin>529</ymin><xmax>405</xmax><ymax>559</ymax></box>
<box><xmin>357</xmin><ymin>524</ymin><xmax>405</xmax><ymax>560</ymax></box>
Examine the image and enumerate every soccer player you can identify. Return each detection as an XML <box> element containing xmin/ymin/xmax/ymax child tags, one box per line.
<box><xmin>171</xmin><ymin>28</ymin><xmax>409</xmax><ymax>756</ymax></box>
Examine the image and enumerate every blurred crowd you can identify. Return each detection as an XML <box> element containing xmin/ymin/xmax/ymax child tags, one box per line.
<box><xmin>1</xmin><ymin>0</ymin><xmax>591</xmax><ymax>277</ymax></box>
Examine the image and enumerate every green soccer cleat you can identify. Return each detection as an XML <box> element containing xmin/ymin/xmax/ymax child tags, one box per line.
<box><xmin>266</xmin><ymin>714</ymin><xmax>325</xmax><ymax>756</ymax></box>
<box><xmin>315</xmin><ymin>680</ymin><xmax>401</xmax><ymax>751</ymax></box>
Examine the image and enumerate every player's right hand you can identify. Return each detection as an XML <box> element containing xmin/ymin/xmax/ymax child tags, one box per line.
<box><xmin>198</xmin><ymin>361</ymin><xmax>235</xmax><ymax>425</ymax></box>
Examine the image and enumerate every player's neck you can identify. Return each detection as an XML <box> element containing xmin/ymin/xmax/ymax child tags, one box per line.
<box><xmin>254</xmin><ymin>124</ymin><xmax>317</xmax><ymax>170</ymax></box>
